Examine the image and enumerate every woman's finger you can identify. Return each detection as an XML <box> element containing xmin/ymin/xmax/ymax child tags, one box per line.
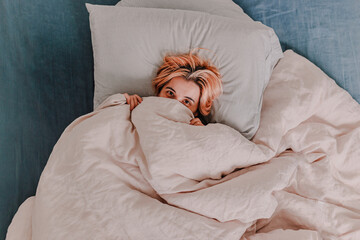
<box><xmin>190</xmin><ymin>119</ymin><xmax>198</xmax><ymax>125</ymax></box>
<box><xmin>124</xmin><ymin>93</ymin><xmax>130</xmax><ymax>104</ymax></box>
<box><xmin>130</xmin><ymin>97</ymin><xmax>135</xmax><ymax>111</ymax></box>
<box><xmin>191</xmin><ymin>118</ymin><xmax>204</xmax><ymax>126</ymax></box>
<box><xmin>136</xmin><ymin>95</ymin><xmax>142</xmax><ymax>103</ymax></box>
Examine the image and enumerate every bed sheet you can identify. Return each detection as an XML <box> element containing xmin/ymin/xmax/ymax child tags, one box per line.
<box><xmin>6</xmin><ymin>50</ymin><xmax>360</xmax><ymax>239</ymax></box>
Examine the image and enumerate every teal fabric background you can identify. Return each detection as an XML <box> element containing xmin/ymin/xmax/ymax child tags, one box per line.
<box><xmin>0</xmin><ymin>0</ymin><xmax>359</xmax><ymax>238</ymax></box>
<box><xmin>0</xmin><ymin>0</ymin><xmax>118</xmax><ymax>238</ymax></box>
<box><xmin>235</xmin><ymin>0</ymin><xmax>360</xmax><ymax>102</ymax></box>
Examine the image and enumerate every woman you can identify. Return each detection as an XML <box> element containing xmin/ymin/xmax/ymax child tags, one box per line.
<box><xmin>124</xmin><ymin>50</ymin><xmax>223</xmax><ymax>126</ymax></box>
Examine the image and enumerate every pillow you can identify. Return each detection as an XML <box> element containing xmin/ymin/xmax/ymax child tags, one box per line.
<box><xmin>116</xmin><ymin>0</ymin><xmax>252</xmax><ymax>21</ymax></box>
<box><xmin>86</xmin><ymin>4</ymin><xmax>283</xmax><ymax>139</ymax></box>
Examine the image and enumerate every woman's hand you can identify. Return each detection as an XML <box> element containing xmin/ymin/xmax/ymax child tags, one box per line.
<box><xmin>190</xmin><ymin>118</ymin><xmax>204</xmax><ymax>126</ymax></box>
<box><xmin>124</xmin><ymin>93</ymin><xmax>142</xmax><ymax>111</ymax></box>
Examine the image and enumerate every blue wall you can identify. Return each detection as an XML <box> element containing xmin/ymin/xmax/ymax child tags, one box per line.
<box><xmin>235</xmin><ymin>0</ymin><xmax>360</xmax><ymax>103</ymax></box>
<box><xmin>0</xmin><ymin>0</ymin><xmax>118</xmax><ymax>238</ymax></box>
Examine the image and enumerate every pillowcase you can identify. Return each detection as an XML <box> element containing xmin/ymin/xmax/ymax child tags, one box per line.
<box><xmin>86</xmin><ymin>4</ymin><xmax>283</xmax><ymax>139</ymax></box>
<box><xmin>116</xmin><ymin>0</ymin><xmax>251</xmax><ymax>21</ymax></box>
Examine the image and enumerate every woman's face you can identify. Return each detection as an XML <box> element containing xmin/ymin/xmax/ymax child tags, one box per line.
<box><xmin>158</xmin><ymin>76</ymin><xmax>200</xmax><ymax>114</ymax></box>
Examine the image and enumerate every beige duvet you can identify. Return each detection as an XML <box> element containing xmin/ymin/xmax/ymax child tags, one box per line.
<box><xmin>7</xmin><ymin>50</ymin><xmax>360</xmax><ymax>240</ymax></box>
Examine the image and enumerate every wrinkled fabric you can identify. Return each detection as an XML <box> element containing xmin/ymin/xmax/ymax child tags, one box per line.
<box><xmin>6</xmin><ymin>50</ymin><xmax>360</xmax><ymax>240</ymax></box>
<box><xmin>132</xmin><ymin>97</ymin><xmax>296</xmax><ymax>224</ymax></box>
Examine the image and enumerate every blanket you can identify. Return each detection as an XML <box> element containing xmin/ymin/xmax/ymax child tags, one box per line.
<box><xmin>6</xmin><ymin>50</ymin><xmax>360</xmax><ymax>240</ymax></box>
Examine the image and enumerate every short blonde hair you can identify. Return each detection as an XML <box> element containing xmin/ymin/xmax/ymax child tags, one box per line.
<box><xmin>152</xmin><ymin>50</ymin><xmax>222</xmax><ymax>116</ymax></box>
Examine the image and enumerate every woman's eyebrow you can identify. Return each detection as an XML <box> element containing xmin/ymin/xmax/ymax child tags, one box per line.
<box><xmin>185</xmin><ymin>96</ymin><xmax>195</xmax><ymax>103</ymax></box>
<box><xmin>166</xmin><ymin>87</ymin><xmax>176</xmax><ymax>92</ymax></box>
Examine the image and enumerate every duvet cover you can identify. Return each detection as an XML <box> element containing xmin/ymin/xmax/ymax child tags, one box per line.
<box><xmin>6</xmin><ymin>50</ymin><xmax>360</xmax><ymax>240</ymax></box>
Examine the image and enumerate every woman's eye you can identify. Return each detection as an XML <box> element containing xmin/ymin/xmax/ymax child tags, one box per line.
<box><xmin>166</xmin><ymin>90</ymin><xmax>174</xmax><ymax>97</ymax></box>
<box><xmin>183</xmin><ymin>99</ymin><xmax>190</xmax><ymax>105</ymax></box>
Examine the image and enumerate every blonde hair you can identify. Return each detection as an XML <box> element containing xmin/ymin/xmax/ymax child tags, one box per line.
<box><xmin>152</xmin><ymin>49</ymin><xmax>222</xmax><ymax>116</ymax></box>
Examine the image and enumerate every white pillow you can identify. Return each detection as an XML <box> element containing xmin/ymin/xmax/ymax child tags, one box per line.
<box><xmin>86</xmin><ymin>4</ymin><xmax>283</xmax><ymax>139</ymax></box>
<box><xmin>116</xmin><ymin>0</ymin><xmax>251</xmax><ymax>21</ymax></box>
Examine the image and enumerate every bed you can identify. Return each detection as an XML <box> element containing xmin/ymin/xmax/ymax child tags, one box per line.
<box><xmin>1</xmin><ymin>0</ymin><xmax>360</xmax><ymax>239</ymax></box>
